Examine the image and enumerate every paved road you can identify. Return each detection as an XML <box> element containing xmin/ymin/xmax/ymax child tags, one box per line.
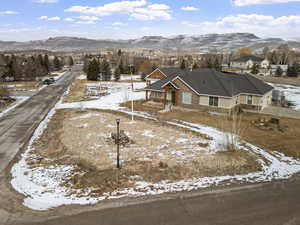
<box><xmin>0</xmin><ymin>66</ymin><xmax>78</xmax><ymax>178</ymax></box>
<box><xmin>13</xmin><ymin>177</ymin><xmax>299</xmax><ymax>225</ymax></box>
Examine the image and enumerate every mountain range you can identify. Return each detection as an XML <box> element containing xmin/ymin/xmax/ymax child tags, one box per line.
<box><xmin>1</xmin><ymin>33</ymin><xmax>300</xmax><ymax>52</ymax></box>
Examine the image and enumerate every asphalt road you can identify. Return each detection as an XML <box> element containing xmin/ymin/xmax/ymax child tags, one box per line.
<box><xmin>18</xmin><ymin>178</ymin><xmax>300</xmax><ymax>225</ymax></box>
<box><xmin>0</xmin><ymin>66</ymin><xmax>78</xmax><ymax>179</ymax></box>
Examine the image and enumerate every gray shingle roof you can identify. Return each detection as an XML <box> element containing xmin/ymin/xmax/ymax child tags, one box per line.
<box><xmin>145</xmin><ymin>68</ymin><xmax>273</xmax><ymax>97</ymax></box>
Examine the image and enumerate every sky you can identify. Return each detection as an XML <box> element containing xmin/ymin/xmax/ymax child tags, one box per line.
<box><xmin>1</xmin><ymin>0</ymin><xmax>300</xmax><ymax>41</ymax></box>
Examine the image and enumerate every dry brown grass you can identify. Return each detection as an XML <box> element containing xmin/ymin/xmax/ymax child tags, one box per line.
<box><xmin>28</xmin><ymin>109</ymin><xmax>260</xmax><ymax>196</ymax></box>
<box><xmin>253</xmin><ymin>75</ymin><xmax>300</xmax><ymax>86</ymax></box>
<box><xmin>63</xmin><ymin>79</ymin><xmax>88</xmax><ymax>103</ymax></box>
<box><xmin>122</xmin><ymin>100</ymin><xmax>300</xmax><ymax>159</ymax></box>
<box><xmin>0</xmin><ymin>81</ymin><xmax>40</xmax><ymax>88</ymax></box>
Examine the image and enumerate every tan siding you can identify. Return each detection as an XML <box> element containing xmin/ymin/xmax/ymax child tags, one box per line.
<box><xmin>199</xmin><ymin>96</ymin><xmax>209</xmax><ymax>106</ymax></box>
<box><xmin>218</xmin><ymin>97</ymin><xmax>233</xmax><ymax>109</ymax></box>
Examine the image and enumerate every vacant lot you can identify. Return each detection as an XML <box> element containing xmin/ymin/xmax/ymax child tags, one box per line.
<box><xmin>29</xmin><ymin>109</ymin><xmax>259</xmax><ymax>196</ymax></box>
<box><xmin>122</xmin><ymin>100</ymin><xmax>300</xmax><ymax>159</ymax></box>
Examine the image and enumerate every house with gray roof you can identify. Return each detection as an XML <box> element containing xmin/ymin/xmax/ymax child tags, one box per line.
<box><xmin>144</xmin><ymin>68</ymin><xmax>273</xmax><ymax>111</ymax></box>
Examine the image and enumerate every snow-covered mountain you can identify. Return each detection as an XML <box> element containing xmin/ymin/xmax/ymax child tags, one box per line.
<box><xmin>1</xmin><ymin>33</ymin><xmax>300</xmax><ymax>52</ymax></box>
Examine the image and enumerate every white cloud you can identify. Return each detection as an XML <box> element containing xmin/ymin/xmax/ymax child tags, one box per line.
<box><xmin>39</xmin><ymin>16</ymin><xmax>61</xmax><ymax>21</ymax></box>
<box><xmin>0</xmin><ymin>11</ymin><xmax>18</xmax><ymax>15</ymax></box>
<box><xmin>131</xmin><ymin>4</ymin><xmax>171</xmax><ymax>21</ymax></box>
<box><xmin>76</xmin><ymin>20</ymin><xmax>96</xmax><ymax>25</ymax></box>
<box><xmin>65</xmin><ymin>0</ymin><xmax>171</xmax><ymax>21</ymax></box>
<box><xmin>76</xmin><ymin>16</ymin><xmax>100</xmax><ymax>21</ymax></box>
<box><xmin>232</xmin><ymin>0</ymin><xmax>300</xmax><ymax>6</ymax></box>
<box><xmin>64</xmin><ymin>17</ymin><xmax>74</xmax><ymax>22</ymax></box>
<box><xmin>181</xmin><ymin>14</ymin><xmax>300</xmax><ymax>38</ymax></box>
<box><xmin>65</xmin><ymin>0</ymin><xmax>147</xmax><ymax>16</ymax></box>
<box><xmin>112</xmin><ymin>22</ymin><xmax>127</xmax><ymax>26</ymax></box>
<box><xmin>181</xmin><ymin>6</ymin><xmax>199</xmax><ymax>11</ymax></box>
<box><xmin>148</xmin><ymin>4</ymin><xmax>170</xmax><ymax>10</ymax></box>
<box><xmin>33</xmin><ymin>0</ymin><xmax>59</xmax><ymax>3</ymax></box>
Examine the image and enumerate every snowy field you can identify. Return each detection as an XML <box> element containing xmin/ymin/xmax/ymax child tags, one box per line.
<box><xmin>270</xmin><ymin>83</ymin><xmax>300</xmax><ymax>110</ymax></box>
<box><xmin>0</xmin><ymin>96</ymin><xmax>29</xmax><ymax>118</ymax></box>
<box><xmin>10</xmin><ymin>81</ymin><xmax>300</xmax><ymax>211</ymax></box>
<box><xmin>76</xmin><ymin>74</ymin><xmax>141</xmax><ymax>81</ymax></box>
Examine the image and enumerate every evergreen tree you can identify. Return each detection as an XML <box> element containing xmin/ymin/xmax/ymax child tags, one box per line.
<box><xmin>44</xmin><ymin>54</ymin><xmax>50</xmax><ymax>72</ymax></box>
<box><xmin>118</xmin><ymin>60</ymin><xmax>125</xmax><ymax>74</ymax></box>
<box><xmin>114</xmin><ymin>67</ymin><xmax>121</xmax><ymax>81</ymax></box>
<box><xmin>213</xmin><ymin>58</ymin><xmax>222</xmax><ymax>71</ymax></box>
<box><xmin>100</xmin><ymin>59</ymin><xmax>112</xmax><ymax>81</ymax></box>
<box><xmin>83</xmin><ymin>55</ymin><xmax>89</xmax><ymax>73</ymax></box>
<box><xmin>180</xmin><ymin>59</ymin><xmax>186</xmax><ymax>70</ymax></box>
<box><xmin>8</xmin><ymin>55</ymin><xmax>19</xmax><ymax>80</ymax></box>
<box><xmin>251</xmin><ymin>63</ymin><xmax>259</xmax><ymax>75</ymax></box>
<box><xmin>141</xmin><ymin>72</ymin><xmax>147</xmax><ymax>81</ymax></box>
<box><xmin>192</xmin><ymin>62</ymin><xmax>199</xmax><ymax>69</ymax></box>
<box><xmin>53</xmin><ymin>56</ymin><xmax>61</xmax><ymax>70</ymax></box>
<box><xmin>275</xmin><ymin>66</ymin><xmax>283</xmax><ymax>77</ymax></box>
<box><xmin>69</xmin><ymin>56</ymin><xmax>74</xmax><ymax>66</ymax></box>
<box><xmin>87</xmin><ymin>59</ymin><xmax>99</xmax><ymax>80</ymax></box>
<box><xmin>117</xmin><ymin>49</ymin><xmax>122</xmax><ymax>57</ymax></box>
<box><xmin>287</xmin><ymin>62</ymin><xmax>299</xmax><ymax>77</ymax></box>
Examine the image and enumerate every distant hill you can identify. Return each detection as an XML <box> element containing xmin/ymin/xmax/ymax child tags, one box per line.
<box><xmin>1</xmin><ymin>33</ymin><xmax>300</xmax><ymax>52</ymax></box>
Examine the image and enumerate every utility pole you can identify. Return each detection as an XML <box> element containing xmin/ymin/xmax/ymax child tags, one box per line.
<box><xmin>116</xmin><ymin>118</ymin><xmax>120</xmax><ymax>169</ymax></box>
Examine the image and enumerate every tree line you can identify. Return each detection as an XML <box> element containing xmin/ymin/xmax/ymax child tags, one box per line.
<box><xmin>0</xmin><ymin>54</ymin><xmax>74</xmax><ymax>81</ymax></box>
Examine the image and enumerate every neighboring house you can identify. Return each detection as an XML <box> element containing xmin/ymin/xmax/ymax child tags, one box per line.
<box><xmin>144</xmin><ymin>68</ymin><xmax>273</xmax><ymax>111</ymax></box>
<box><xmin>230</xmin><ymin>56</ymin><xmax>267</xmax><ymax>70</ymax></box>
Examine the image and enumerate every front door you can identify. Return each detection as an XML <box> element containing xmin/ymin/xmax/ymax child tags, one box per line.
<box><xmin>171</xmin><ymin>91</ymin><xmax>176</xmax><ymax>105</ymax></box>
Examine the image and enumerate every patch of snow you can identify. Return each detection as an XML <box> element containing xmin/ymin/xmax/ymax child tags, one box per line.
<box><xmin>141</xmin><ymin>130</ymin><xmax>155</xmax><ymax>137</ymax></box>
<box><xmin>77</xmin><ymin>123</ymin><xmax>88</xmax><ymax>128</ymax></box>
<box><xmin>70</xmin><ymin>113</ymin><xmax>100</xmax><ymax>121</ymax></box>
<box><xmin>77</xmin><ymin>74</ymin><xmax>87</xmax><ymax>80</ymax></box>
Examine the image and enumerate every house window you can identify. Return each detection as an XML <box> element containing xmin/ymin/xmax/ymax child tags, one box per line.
<box><xmin>182</xmin><ymin>92</ymin><xmax>192</xmax><ymax>104</ymax></box>
<box><xmin>247</xmin><ymin>95</ymin><xmax>253</xmax><ymax>105</ymax></box>
<box><xmin>209</xmin><ymin>96</ymin><xmax>219</xmax><ymax>107</ymax></box>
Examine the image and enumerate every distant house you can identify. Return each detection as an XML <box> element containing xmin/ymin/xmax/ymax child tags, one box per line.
<box><xmin>230</xmin><ymin>56</ymin><xmax>268</xmax><ymax>70</ymax></box>
<box><xmin>144</xmin><ymin>68</ymin><xmax>273</xmax><ymax>111</ymax></box>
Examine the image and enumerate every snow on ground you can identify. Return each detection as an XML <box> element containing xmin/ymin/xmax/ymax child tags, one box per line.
<box><xmin>10</xmin><ymin>81</ymin><xmax>300</xmax><ymax>211</ymax></box>
<box><xmin>58</xmin><ymin>82</ymin><xmax>146</xmax><ymax>111</ymax></box>
<box><xmin>270</xmin><ymin>83</ymin><xmax>300</xmax><ymax>110</ymax></box>
<box><xmin>77</xmin><ymin>74</ymin><xmax>87</xmax><ymax>80</ymax></box>
<box><xmin>0</xmin><ymin>96</ymin><xmax>29</xmax><ymax>118</ymax></box>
